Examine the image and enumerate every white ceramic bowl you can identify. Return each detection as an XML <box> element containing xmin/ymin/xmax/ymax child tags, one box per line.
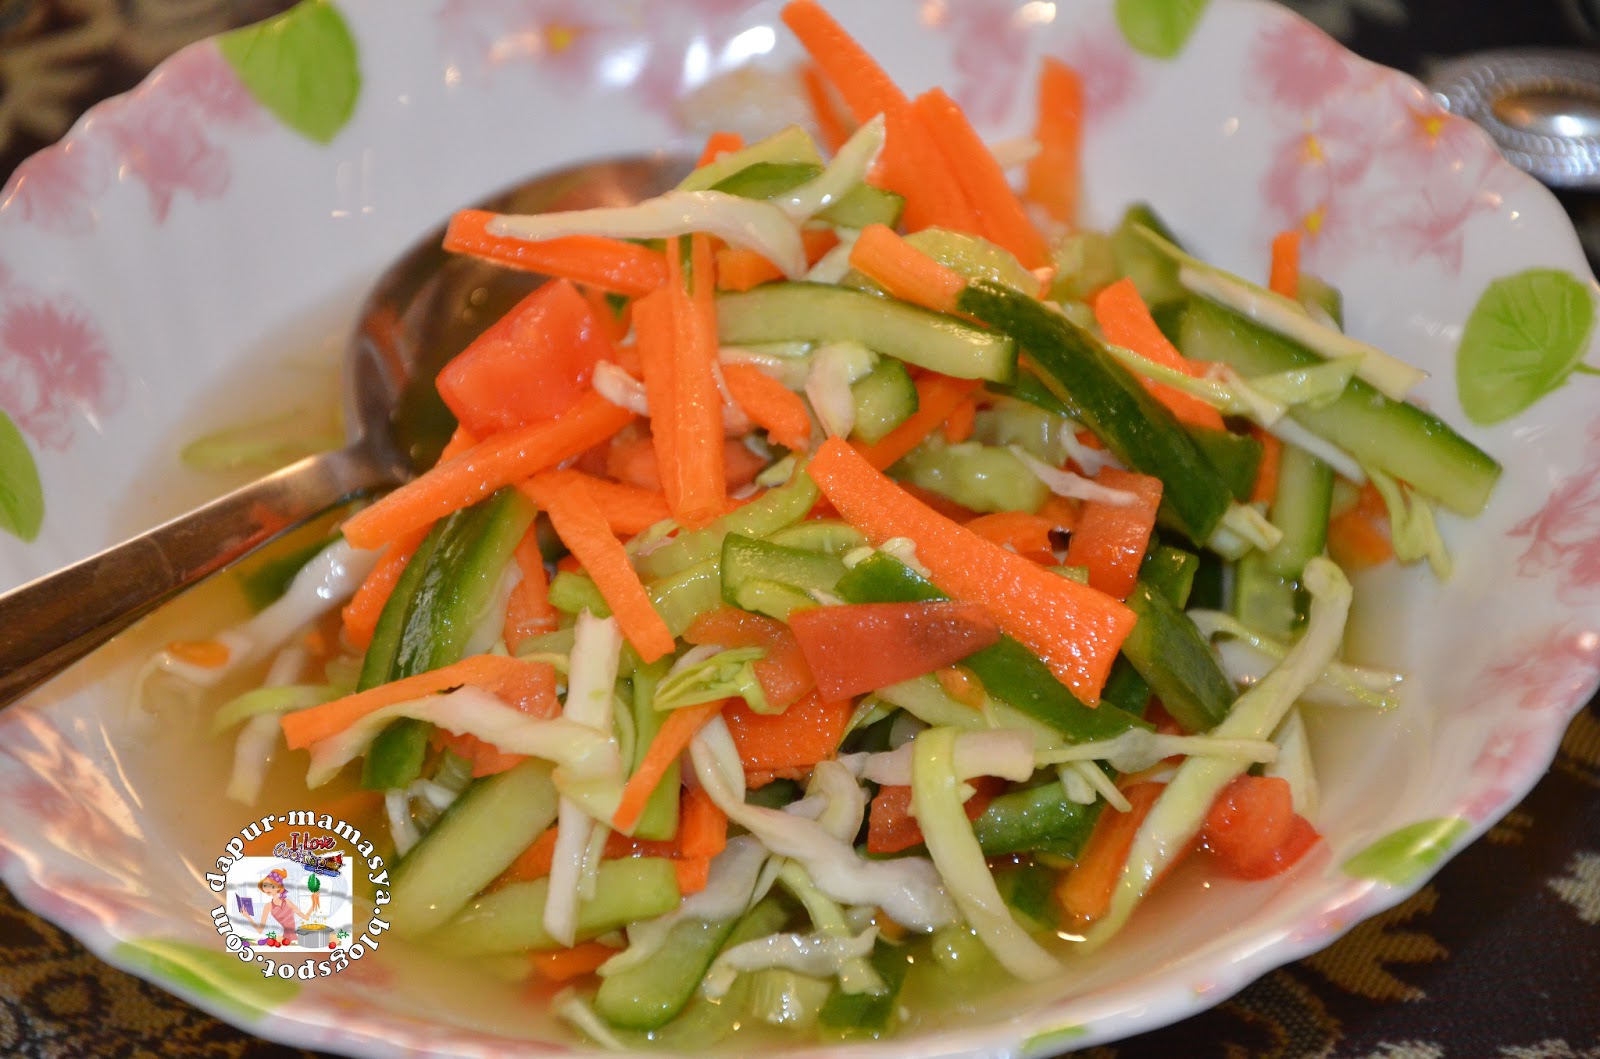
<box><xmin>1</xmin><ymin>0</ymin><xmax>1596</xmax><ymax>1055</ymax></box>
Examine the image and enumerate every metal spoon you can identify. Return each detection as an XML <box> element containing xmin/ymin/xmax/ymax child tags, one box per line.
<box><xmin>0</xmin><ymin>154</ymin><xmax>685</xmax><ymax>708</ymax></box>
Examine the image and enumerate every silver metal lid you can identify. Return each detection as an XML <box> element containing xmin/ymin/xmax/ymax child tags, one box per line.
<box><xmin>1430</xmin><ymin>49</ymin><xmax>1600</xmax><ymax>188</ymax></box>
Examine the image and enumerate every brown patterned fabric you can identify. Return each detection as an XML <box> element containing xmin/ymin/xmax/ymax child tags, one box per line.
<box><xmin>0</xmin><ymin>1</ymin><xmax>1596</xmax><ymax>1056</ymax></box>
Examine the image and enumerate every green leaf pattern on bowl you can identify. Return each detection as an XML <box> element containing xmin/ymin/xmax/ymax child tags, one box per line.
<box><xmin>1115</xmin><ymin>0</ymin><xmax>1211</xmax><ymax>58</ymax></box>
<box><xmin>113</xmin><ymin>939</ymin><xmax>298</xmax><ymax>1021</ymax></box>
<box><xmin>1341</xmin><ymin>817</ymin><xmax>1471</xmax><ymax>887</ymax></box>
<box><xmin>1456</xmin><ymin>268</ymin><xmax>1597</xmax><ymax>425</ymax></box>
<box><xmin>218</xmin><ymin>0</ymin><xmax>360</xmax><ymax>144</ymax></box>
<box><xmin>0</xmin><ymin>410</ymin><xmax>43</xmax><ymax>542</ymax></box>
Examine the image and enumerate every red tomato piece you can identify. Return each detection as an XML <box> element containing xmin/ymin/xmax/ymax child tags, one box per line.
<box><xmin>1063</xmin><ymin>468</ymin><xmax>1163</xmax><ymax>601</ymax></box>
<box><xmin>436</xmin><ymin>278</ymin><xmax>613</xmax><ymax>437</ymax></box>
<box><xmin>788</xmin><ymin>600</ymin><xmax>1002</xmax><ymax>701</ymax></box>
<box><xmin>867</xmin><ymin>776</ymin><xmax>1004</xmax><ymax>854</ymax></box>
<box><xmin>1202</xmin><ymin>774</ymin><xmax>1321</xmax><ymax>879</ymax></box>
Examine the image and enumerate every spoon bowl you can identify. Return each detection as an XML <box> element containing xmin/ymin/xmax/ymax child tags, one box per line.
<box><xmin>0</xmin><ymin>153</ymin><xmax>685</xmax><ymax>709</ymax></box>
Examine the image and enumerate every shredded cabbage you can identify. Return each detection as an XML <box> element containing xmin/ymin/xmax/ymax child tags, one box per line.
<box><xmin>911</xmin><ymin>727</ymin><xmax>1059</xmax><ymax>978</ymax></box>
<box><xmin>1080</xmin><ymin>557</ymin><xmax>1351</xmax><ymax>952</ymax></box>
<box><xmin>1367</xmin><ymin>466</ymin><xmax>1452</xmax><ymax>578</ymax></box>
<box><xmin>804</xmin><ymin>229</ymin><xmax>859</xmax><ymax>284</ymax></box>
<box><xmin>1264</xmin><ymin>417</ymin><xmax>1366</xmax><ymax>483</ymax></box>
<box><xmin>702</xmin><ymin>927</ymin><xmax>878</xmax><ymax>1000</ymax></box>
<box><xmin>1009</xmin><ymin>446</ymin><xmax>1139</xmax><ymax>506</ymax></box>
<box><xmin>488</xmin><ymin>191</ymin><xmax>808</xmax><ymax>279</ymax></box>
<box><xmin>774</xmin><ymin>860</ymin><xmax>885</xmax><ymax>996</ymax></box>
<box><xmin>690</xmin><ymin>717</ymin><xmax>956</xmax><ymax>930</ymax></box>
<box><xmin>655</xmin><ymin>646</ymin><xmax>770</xmax><ymax>713</ymax></box>
<box><xmin>1188</xmin><ymin>609</ymin><xmax>1402</xmax><ymax>710</ymax></box>
<box><xmin>1063</xmin><ymin>761</ymin><xmax>1129</xmax><ymax>811</ymax></box>
<box><xmin>225</xmin><ymin>647</ymin><xmax>306</xmax><ymax>804</ymax></box>
<box><xmin>806</xmin><ymin>341</ymin><xmax>874</xmax><ymax>439</ymax></box>
<box><xmin>546</xmin><ymin>612</ymin><xmax>624</xmax><ymax>948</ymax></box>
<box><xmin>592</xmin><ymin>361</ymin><xmax>651</xmax><ymax>416</ymax></box>
<box><xmin>1266</xmin><ymin>707</ymin><xmax>1320</xmax><ymax>823</ymax></box>
<box><xmin>1207</xmin><ymin>503</ymin><xmax>1284</xmax><ymax>559</ymax></box>
<box><xmin>777</xmin><ymin>114</ymin><xmax>885</xmax><ymax>222</ymax></box>
<box><xmin>842</xmin><ymin>730</ymin><xmax>1035</xmax><ymax>787</ymax></box>
<box><xmin>1036</xmin><ymin>728</ymin><xmax>1278</xmax><ymax>773</ymax></box>
<box><xmin>552</xmin><ymin>987</ymin><xmax>628</xmax><ymax>1051</ymax></box>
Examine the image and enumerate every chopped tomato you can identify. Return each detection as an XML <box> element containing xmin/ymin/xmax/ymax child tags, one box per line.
<box><xmin>867</xmin><ymin>776</ymin><xmax>1003</xmax><ymax>854</ymax></box>
<box><xmin>1202</xmin><ymin>774</ymin><xmax>1321</xmax><ymax>880</ymax></box>
<box><xmin>1062</xmin><ymin>468</ymin><xmax>1163</xmax><ymax>601</ymax></box>
<box><xmin>788</xmin><ymin>600</ymin><xmax>1001</xmax><ymax>700</ymax></box>
<box><xmin>436</xmin><ymin>278</ymin><xmax>613</xmax><ymax>437</ymax></box>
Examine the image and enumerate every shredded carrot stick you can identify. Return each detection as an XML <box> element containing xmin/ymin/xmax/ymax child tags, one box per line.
<box><xmin>1057</xmin><ymin>781</ymin><xmax>1165</xmax><ymax>925</ymax></box>
<box><xmin>665</xmin><ymin>233</ymin><xmax>727</xmax><ymax>529</ymax></box>
<box><xmin>809</xmin><ymin>437</ymin><xmax>1136</xmax><ymax>702</ymax></box>
<box><xmin>341</xmin><ymin>526</ymin><xmax>429</xmax><ymax>651</ymax></box>
<box><xmin>1269</xmin><ymin>229</ymin><xmax>1301</xmax><ymax>299</ymax></box>
<box><xmin>715</xmin><ymin>229</ymin><xmax>836</xmax><ymax>292</ymax></box>
<box><xmin>518</xmin><ymin>469</ymin><xmax>669</xmax><ymax>537</ymax></box>
<box><xmin>674</xmin><ymin>857</ymin><xmax>712</xmax><ymax>895</ymax></box>
<box><xmin>632</xmin><ymin>289</ymin><xmax>681</xmax><ymax>515</ymax></box>
<box><xmin>612</xmin><ymin>699</ymin><xmax>728</xmax><ymax>833</ymax></box>
<box><xmin>166</xmin><ymin>639</ymin><xmax>231</xmax><ymax>669</ymax></box>
<box><xmin>935</xmin><ymin>665</ymin><xmax>987</xmax><ymax>709</ymax></box>
<box><xmin>876</xmin><ymin>102</ymin><xmax>981</xmax><ymax>233</ymax></box>
<box><xmin>781</xmin><ymin>0</ymin><xmax>907</xmax><ymax>122</ymax></box>
<box><xmin>341</xmin><ymin>391</ymin><xmax>633</xmax><ymax>551</ymax></box>
<box><xmin>696</xmin><ymin>130</ymin><xmax>745</xmax><ymax>168</ymax></box>
<box><xmin>438</xmin><ymin>425</ymin><xmax>478</xmax><ymax>462</ymax></box>
<box><xmin>943</xmin><ymin>394</ymin><xmax>977</xmax><ymax>443</ymax></box>
<box><xmin>721</xmin><ymin>362</ymin><xmax>813</xmax><ymax>452</ymax></box>
<box><xmin>443</xmin><ymin>210</ymin><xmax>668</xmax><ymax>296</ymax></box>
<box><xmin>848</xmin><ymin>223</ymin><xmax>968</xmax><ymax>314</ymax></box>
<box><xmin>1328</xmin><ymin>481</ymin><xmax>1393</xmax><ymax>569</ymax></box>
<box><xmin>530</xmin><ymin>940</ymin><xmax>620</xmax><ymax>981</ymax></box>
<box><xmin>912</xmin><ymin>88</ymin><xmax>1051</xmax><ymax>269</ymax></box>
<box><xmin>1250</xmin><ymin>426</ymin><xmax>1283</xmax><ymax>505</ymax></box>
<box><xmin>1036</xmin><ymin>493</ymin><xmax>1079</xmax><ymax>533</ymax></box>
<box><xmin>1092</xmin><ymin>278</ymin><xmax>1225</xmax><ymax>431</ymax></box>
<box><xmin>502</xmin><ymin>526</ymin><xmax>556</xmax><ymax>653</ymax></box>
<box><xmin>280</xmin><ymin>655</ymin><xmax>559</xmax><ymax>750</ymax></box>
<box><xmin>678</xmin><ymin>785</ymin><xmax>728</xmax><ymax>860</ymax></box>
<box><xmin>855</xmin><ymin>373</ymin><xmax>981</xmax><ymax>470</ymax></box>
<box><xmin>799</xmin><ymin>61</ymin><xmax>854</xmax><ymax>151</ymax></box>
<box><xmin>1025</xmin><ymin>58</ymin><xmax>1085</xmax><ymax>227</ymax></box>
<box><xmin>533</xmin><ymin>473</ymin><xmax>674</xmax><ymax>662</ymax></box>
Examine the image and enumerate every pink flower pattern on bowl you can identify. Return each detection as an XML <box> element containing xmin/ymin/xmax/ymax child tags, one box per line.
<box><xmin>0</xmin><ymin>278</ymin><xmax>122</xmax><ymax>451</ymax></box>
<box><xmin>1509</xmin><ymin>420</ymin><xmax>1600</xmax><ymax>603</ymax></box>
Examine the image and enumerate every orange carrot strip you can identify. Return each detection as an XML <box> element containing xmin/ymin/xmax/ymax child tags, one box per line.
<box><xmin>341</xmin><ymin>527</ymin><xmax>429</xmax><ymax>651</ymax></box>
<box><xmin>678</xmin><ymin>785</ymin><xmax>728</xmax><ymax>860</ymax></box>
<box><xmin>633</xmin><ymin>289</ymin><xmax>681</xmax><ymax>514</ymax></box>
<box><xmin>533</xmin><ymin>473</ymin><xmax>674</xmax><ymax>662</ymax></box>
<box><xmin>912</xmin><ymin>89</ymin><xmax>1051</xmax><ymax>269</ymax></box>
<box><xmin>530</xmin><ymin>940</ymin><xmax>620</xmax><ymax>981</ymax></box>
<box><xmin>935</xmin><ymin>665</ymin><xmax>987</xmax><ymax>709</ymax></box>
<box><xmin>665</xmin><ymin>233</ymin><xmax>727</xmax><ymax>529</ymax></box>
<box><xmin>1036</xmin><ymin>493</ymin><xmax>1079</xmax><ymax>533</ymax></box>
<box><xmin>1025</xmin><ymin>58</ymin><xmax>1084</xmax><ymax>227</ymax></box>
<box><xmin>1063</xmin><ymin>468</ymin><xmax>1164</xmax><ymax>601</ymax></box>
<box><xmin>280</xmin><ymin>655</ymin><xmax>559</xmax><ymax>750</ymax></box>
<box><xmin>166</xmin><ymin>639</ymin><xmax>231</xmax><ymax>668</ymax></box>
<box><xmin>943</xmin><ymin>395</ymin><xmax>976</xmax><ymax>443</ymax></box>
<box><xmin>502</xmin><ymin>526</ymin><xmax>556</xmax><ymax>653</ymax></box>
<box><xmin>342</xmin><ymin>391</ymin><xmax>633</xmax><ymax>550</ymax></box>
<box><xmin>674</xmin><ymin>857</ymin><xmax>712</xmax><ymax>895</ymax></box>
<box><xmin>1269</xmin><ymin>229</ymin><xmax>1301</xmax><ymax>299</ymax></box>
<box><xmin>721</xmin><ymin>362</ymin><xmax>813</xmax><ymax>452</ymax></box>
<box><xmin>438</xmin><ymin>424</ymin><xmax>478</xmax><ymax>462</ymax></box>
<box><xmin>855</xmin><ymin>374</ymin><xmax>981</xmax><ymax>470</ymax></box>
<box><xmin>518</xmin><ymin>469</ymin><xmax>670</xmax><ymax>537</ymax></box>
<box><xmin>444</xmin><ymin>210</ymin><xmax>668</xmax><ymax>297</ymax></box>
<box><xmin>781</xmin><ymin>0</ymin><xmax>907</xmax><ymax>122</ymax></box>
<box><xmin>1327</xmin><ymin>481</ymin><xmax>1393</xmax><ymax>569</ymax></box>
<box><xmin>1250</xmin><ymin>426</ymin><xmax>1283</xmax><ymax>505</ymax></box>
<box><xmin>800</xmin><ymin>61</ymin><xmax>854</xmax><ymax>152</ymax></box>
<box><xmin>876</xmin><ymin>102</ymin><xmax>981</xmax><ymax>233</ymax></box>
<box><xmin>965</xmin><ymin>510</ymin><xmax>1055</xmax><ymax>556</ymax></box>
<box><xmin>1092</xmin><ymin>278</ymin><xmax>1225</xmax><ymax>431</ymax></box>
<box><xmin>848</xmin><ymin>223</ymin><xmax>968</xmax><ymax>314</ymax></box>
<box><xmin>715</xmin><ymin>247</ymin><xmax>784</xmax><ymax>293</ymax></box>
<box><xmin>809</xmin><ymin>437</ymin><xmax>1136</xmax><ymax>702</ymax></box>
<box><xmin>1057</xmin><ymin>782</ymin><xmax>1165</xmax><ymax>925</ymax></box>
<box><xmin>612</xmin><ymin>699</ymin><xmax>728</xmax><ymax>833</ymax></box>
<box><xmin>697</xmin><ymin>130</ymin><xmax>745</xmax><ymax>168</ymax></box>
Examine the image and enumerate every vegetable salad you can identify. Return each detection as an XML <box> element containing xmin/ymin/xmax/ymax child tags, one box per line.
<box><xmin>185</xmin><ymin>0</ymin><xmax>1500</xmax><ymax>1046</ymax></box>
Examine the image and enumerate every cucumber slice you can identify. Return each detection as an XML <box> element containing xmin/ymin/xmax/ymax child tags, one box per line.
<box><xmin>904</xmin><ymin>228</ymin><xmax>1036</xmax><ymax>293</ymax></box>
<box><xmin>1111</xmin><ymin>203</ymin><xmax>1186</xmax><ymax>310</ymax></box>
<box><xmin>817</xmin><ymin>184</ymin><xmax>904</xmax><ymax>229</ymax></box>
<box><xmin>1185</xmin><ymin>426</ymin><xmax>1263</xmax><ymax>503</ymax></box>
<box><xmin>387</xmin><ymin>760</ymin><xmax>558</xmax><ymax>936</ymax></box>
<box><xmin>595</xmin><ymin>917</ymin><xmax>742</xmax><ymax>1031</ymax></box>
<box><xmin>718</xmin><ymin>283</ymin><xmax>1016</xmax><ymax>383</ymax></box>
<box><xmin>850</xmin><ymin>357</ymin><xmax>919</xmax><ymax>444</ymax></box>
<box><xmin>956</xmin><ymin>281</ymin><xmax>1235</xmax><ymax>542</ymax></box>
<box><xmin>1120</xmin><ymin>580</ymin><xmax>1237</xmax><ymax>732</ymax></box>
<box><xmin>437</xmin><ymin>857</ymin><xmax>680</xmax><ymax>955</ymax></box>
<box><xmin>972</xmin><ymin>778</ymin><xmax>1103</xmax><ymax>859</ymax></box>
<box><xmin>1262</xmin><ymin>443</ymin><xmax>1334</xmax><ymax>579</ymax></box>
<box><xmin>765</xmin><ymin>520</ymin><xmax>867</xmax><ymax>556</ymax></box>
<box><xmin>679</xmin><ymin>126</ymin><xmax>822</xmax><ymax>191</ymax></box>
<box><xmin>897</xmin><ymin>439</ymin><xmax>1049</xmax><ymax>514</ymax></box>
<box><xmin>1179</xmin><ymin>298</ymin><xmax>1500</xmax><ymax>515</ymax></box>
<box><xmin>1298</xmin><ymin>272</ymin><xmax>1344</xmax><ymax>329</ymax></box>
<box><xmin>721</xmin><ymin>533</ymin><xmax>847</xmax><ymax>603</ymax></box>
<box><xmin>1233</xmin><ymin>552</ymin><xmax>1300</xmax><ymax>641</ymax></box>
<box><xmin>707</xmin><ymin>161</ymin><xmax>903</xmax><ymax>229</ymax></box>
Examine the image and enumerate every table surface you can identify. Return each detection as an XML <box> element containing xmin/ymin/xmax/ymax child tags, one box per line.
<box><xmin>0</xmin><ymin>2</ymin><xmax>1596</xmax><ymax>1057</ymax></box>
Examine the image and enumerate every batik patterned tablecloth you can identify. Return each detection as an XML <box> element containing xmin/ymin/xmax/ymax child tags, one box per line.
<box><xmin>0</xmin><ymin>1</ymin><xmax>1595</xmax><ymax>1056</ymax></box>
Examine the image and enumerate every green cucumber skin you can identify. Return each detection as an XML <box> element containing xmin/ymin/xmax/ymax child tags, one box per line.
<box><xmin>817</xmin><ymin>940</ymin><xmax>911</xmax><ymax>1038</ymax></box>
<box><xmin>1178</xmin><ymin>298</ymin><xmax>1501</xmax><ymax>516</ymax></box>
<box><xmin>595</xmin><ymin>918</ymin><xmax>739</xmax><ymax>1031</ymax></box>
<box><xmin>958</xmin><ymin>281</ymin><xmax>1234</xmax><ymax>542</ymax></box>
<box><xmin>1112</xmin><ymin>203</ymin><xmax>1187</xmax><ymax>310</ymax></box>
<box><xmin>972</xmin><ymin>778</ymin><xmax>1104</xmax><ymax>859</ymax></box>
<box><xmin>834</xmin><ymin>554</ymin><xmax>1146</xmax><ymax>741</ymax></box>
<box><xmin>1140</xmin><ymin>544</ymin><xmax>1200</xmax><ymax>608</ymax></box>
<box><xmin>387</xmin><ymin>760</ymin><xmax>559</xmax><ymax>936</ymax></box>
<box><xmin>851</xmin><ymin>357</ymin><xmax>919</xmax><ymax>445</ymax></box>
<box><xmin>361</xmin><ymin>489</ymin><xmax>536</xmax><ymax>790</ymax></box>
<box><xmin>1121</xmin><ymin>580</ymin><xmax>1237</xmax><ymax>732</ymax></box>
<box><xmin>718</xmin><ymin>283</ymin><xmax>1017</xmax><ymax>384</ymax></box>
<box><xmin>438</xmin><ymin>858</ymin><xmax>681</xmax><ymax>956</ymax></box>
<box><xmin>1186</xmin><ymin>426</ymin><xmax>1263</xmax><ymax>504</ymax></box>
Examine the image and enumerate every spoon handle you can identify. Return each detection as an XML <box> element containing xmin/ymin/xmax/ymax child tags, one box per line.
<box><xmin>0</xmin><ymin>444</ymin><xmax>396</xmax><ymax>709</ymax></box>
